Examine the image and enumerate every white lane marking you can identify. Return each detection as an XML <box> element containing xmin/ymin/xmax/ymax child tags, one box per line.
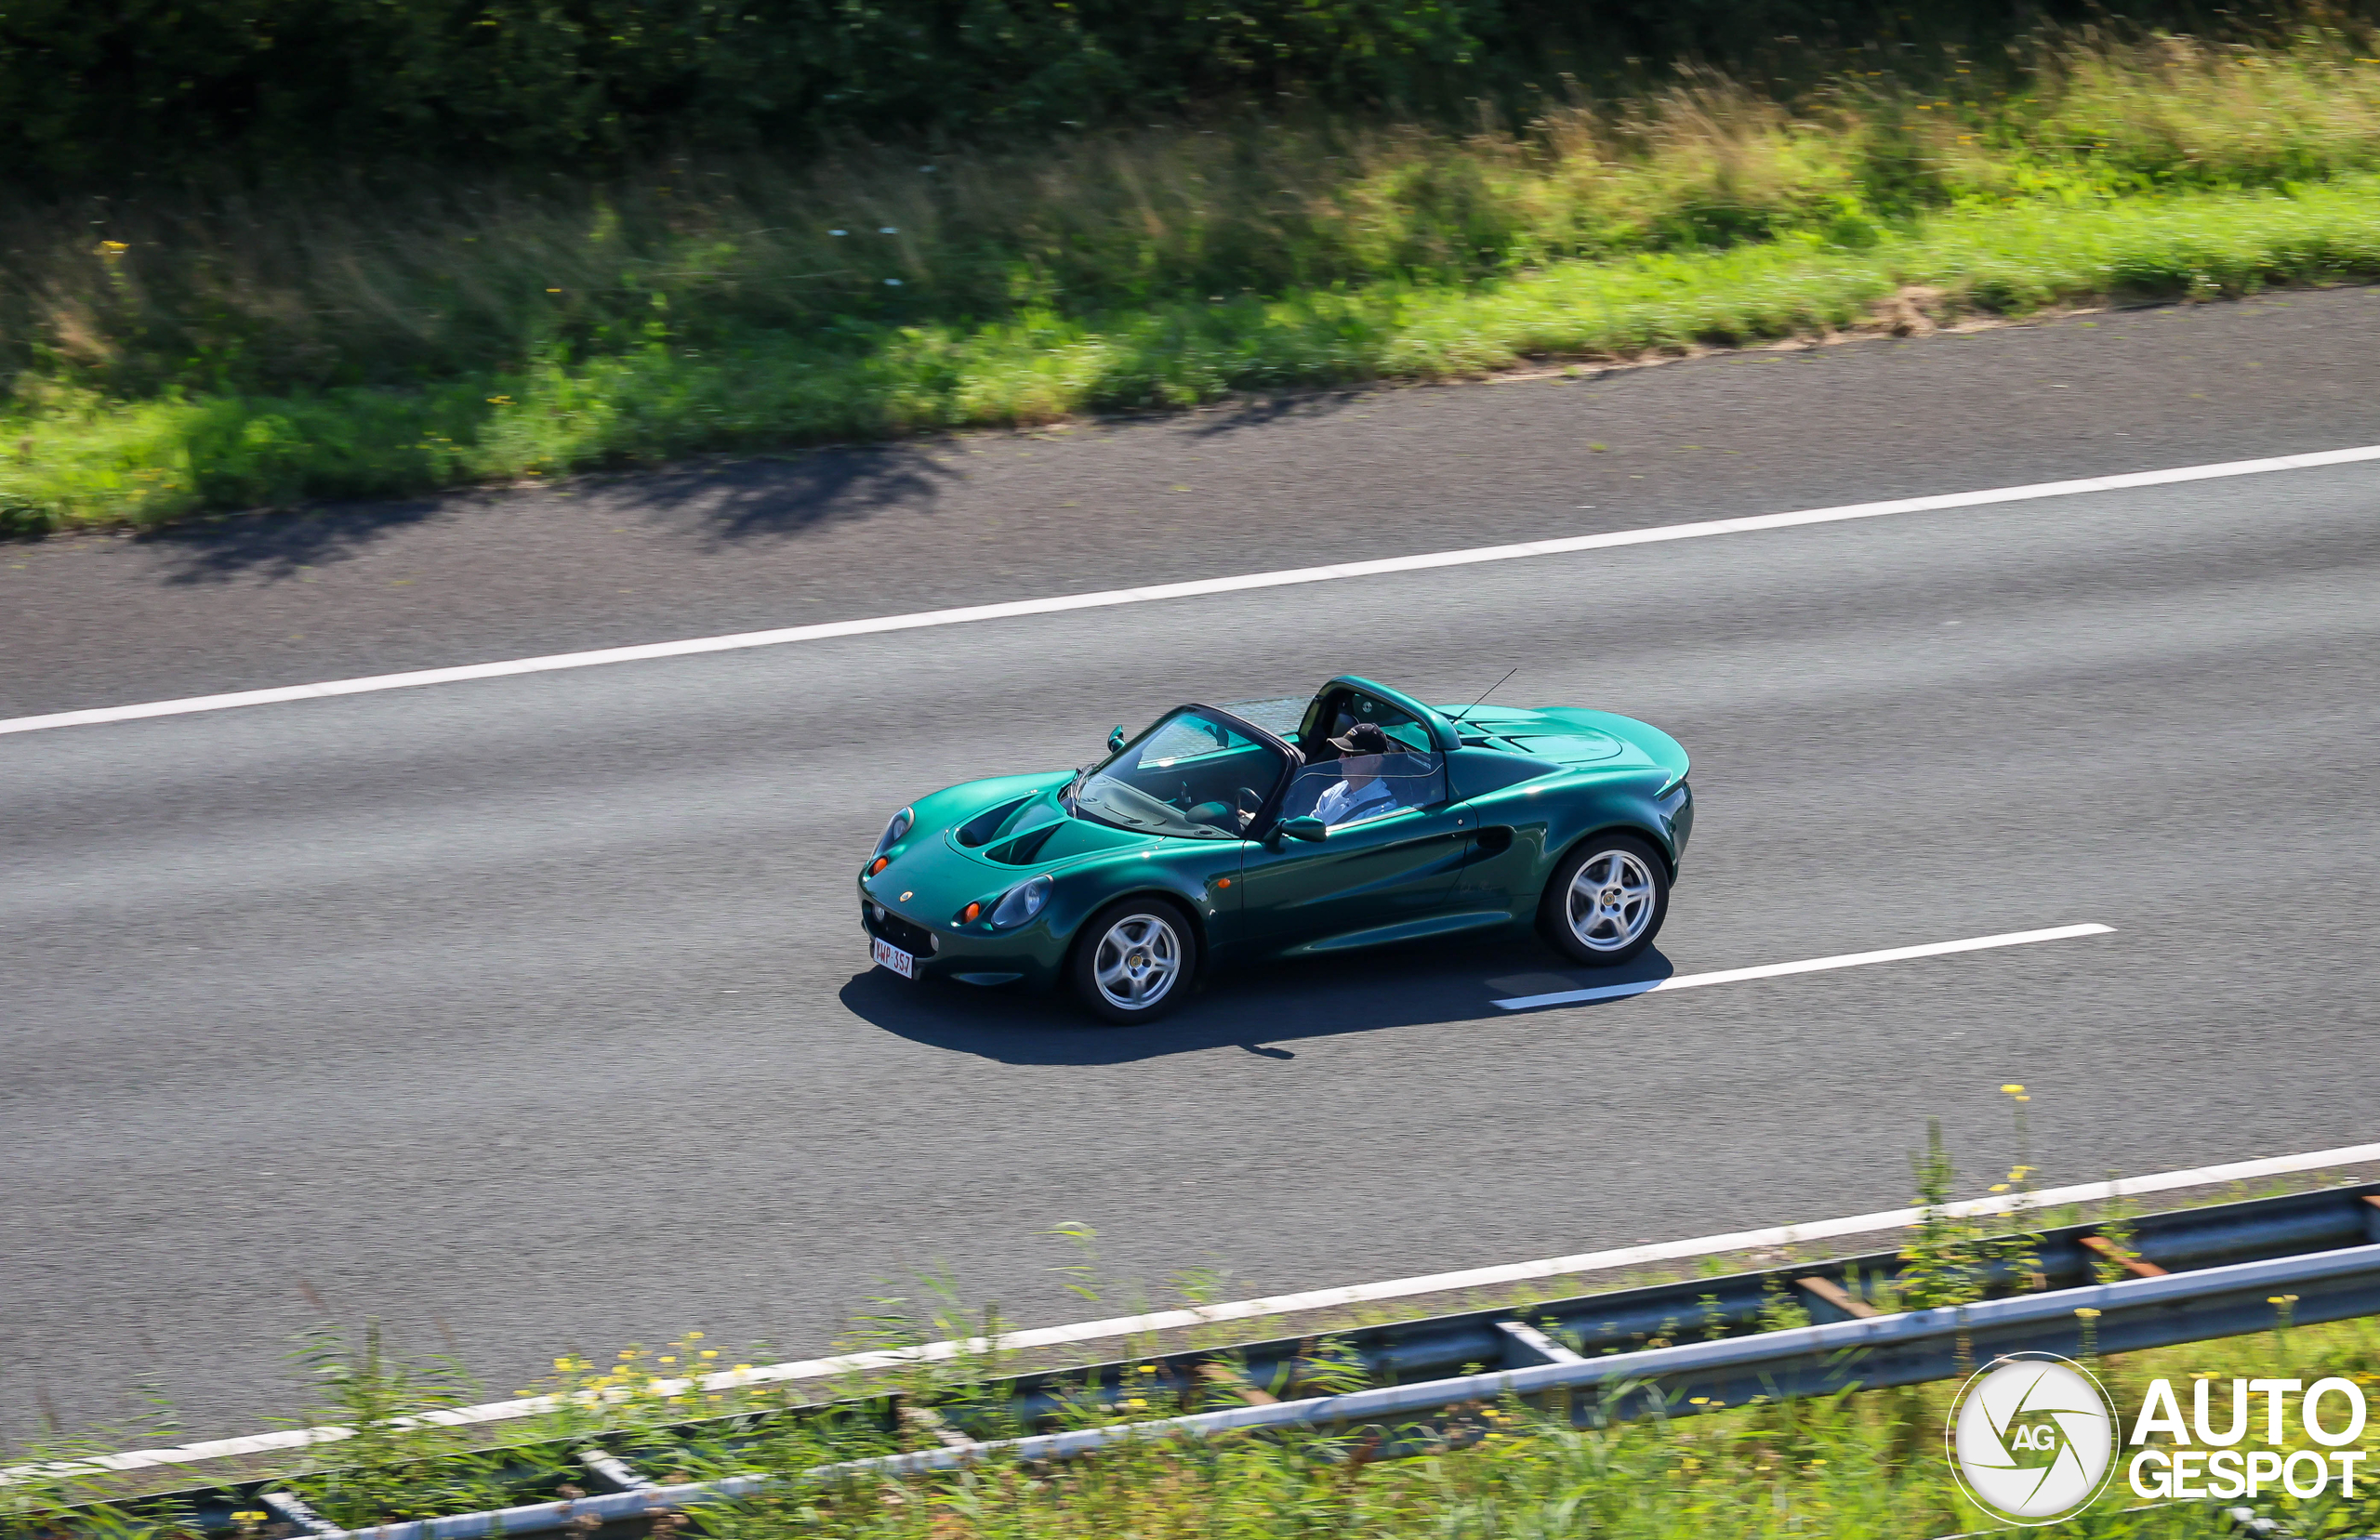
<box><xmin>7</xmin><ymin>443</ymin><xmax>2378</xmax><ymax>738</ymax></box>
<box><xmin>1492</xmin><ymin>922</ymin><xmax>2114</xmax><ymax>1011</ymax></box>
<box><xmin>19</xmin><ymin>1132</ymin><xmax>2380</xmax><ymax>1482</ymax></box>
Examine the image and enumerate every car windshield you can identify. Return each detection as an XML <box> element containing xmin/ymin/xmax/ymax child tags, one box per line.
<box><xmin>1072</xmin><ymin>707</ymin><xmax>1287</xmax><ymax>840</ymax></box>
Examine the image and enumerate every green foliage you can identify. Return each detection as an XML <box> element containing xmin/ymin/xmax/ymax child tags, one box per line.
<box><xmin>14</xmin><ymin>171</ymin><xmax>2380</xmax><ymax>536</ymax></box>
<box><xmin>12</xmin><ymin>36</ymin><xmax>2380</xmax><ymax>533</ymax></box>
<box><xmin>277</xmin><ymin>1322</ymin><xmax>532</xmax><ymax>1528</ymax></box>
<box><xmin>17</xmin><ymin>1317</ymin><xmax>2380</xmax><ymax>1539</ymax></box>
<box><xmin>1896</xmin><ymin>1119</ymin><xmax>2043</xmax><ymax>1311</ymax></box>
<box><xmin>13</xmin><ymin>0</ymin><xmax>2347</xmax><ymax>185</ymax></box>
<box><xmin>0</xmin><ymin>0</ymin><xmax>1493</xmax><ymax>184</ymax></box>
<box><xmin>25</xmin><ymin>34</ymin><xmax>2380</xmax><ymax>408</ymax></box>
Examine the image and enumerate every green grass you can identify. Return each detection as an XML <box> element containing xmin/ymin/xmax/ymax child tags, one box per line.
<box><xmin>681</xmin><ymin>1318</ymin><xmax>2380</xmax><ymax>1540</ymax></box>
<box><xmin>14</xmin><ymin>1314</ymin><xmax>2380</xmax><ymax>1539</ymax></box>
<box><xmin>9</xmin><ymin>31</ymin><xmax>2380</xmax><ymax>533</ymax></box>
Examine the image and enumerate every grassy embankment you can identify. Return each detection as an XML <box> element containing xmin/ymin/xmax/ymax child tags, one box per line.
<box><xmin>8</xmin><ymin>33</ymin><xmax>2380</xmax><ymax>534</ymax></box>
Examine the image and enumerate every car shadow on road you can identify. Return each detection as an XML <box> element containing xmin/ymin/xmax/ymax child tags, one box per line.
<box><xmin>843</xmin><ymin>941</ymin><xmax>1678</xmax><ymax>1064</ymax></box>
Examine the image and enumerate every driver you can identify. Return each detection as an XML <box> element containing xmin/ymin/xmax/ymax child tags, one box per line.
<box><xmin>1312</xmin><ymin>722</ymin><xmax>1402</xmax><ymax>825</ymax></box>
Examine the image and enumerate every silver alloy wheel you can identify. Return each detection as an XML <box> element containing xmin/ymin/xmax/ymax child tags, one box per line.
<box><xmin>1565</xmin><ymin>848</ymin><xmax>1657</xmax><ymax>952</ymax></box>
<box><xmin>1091</xmin><ymin>913</ymin><xmax>1183</xmax><ymax>1011</ymax></box>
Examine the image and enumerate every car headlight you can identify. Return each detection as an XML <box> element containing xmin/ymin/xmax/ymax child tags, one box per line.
<box><xmin>872</xmin><ymin>806</ymin><xmax>915</xmax><ymax>858</ymax></box>
<box><xmin>987</xmin><ymin>874</ymin><xmax>1053</xmax><ymax>929</ymax></box>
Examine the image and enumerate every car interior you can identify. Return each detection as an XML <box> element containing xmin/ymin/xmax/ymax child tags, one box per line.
<box><xmin>1269</xmin><ymin>687</ymin><xmax>1449</xmax><ymax>825</ymax></box>
<box><xmin>1091</xmin><ymin>709</ymin><xmax>1289</xmax><ymax>838</ymax></box>
<box><xmin>1091</xmin><ymin>688</ymin><xmax>1454</xmax><ymax>839</ymax></box>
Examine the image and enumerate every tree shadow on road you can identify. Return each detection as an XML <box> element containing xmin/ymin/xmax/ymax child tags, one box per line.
<box><xmin>845</xmin><ymin>940</ymin><xmax>1677</xmax><ymax>1064</ymax></box>
<box><xmin>626</xmin><ymin>444</ymin><xmax>954</xmax><ymax>547</ymax></box>
<box><xmin>145</xmin><ymin>497</ymin><xmax>450</xmax><ymax>583</ymax></box>
<box><xmin>1178</xmin><ymin>388</ymin><xmax>1365</xmax><ymax>441</ymax></box>
<box><xmin>139</xmin><ymin>442</ymin><xmax>953</xmax><ymax>582</ymax></box>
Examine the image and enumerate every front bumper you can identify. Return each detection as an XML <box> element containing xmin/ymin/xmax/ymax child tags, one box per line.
<box><xmin>858</xmin><ymin>888</ymin><xmax>1063</xmax><ymax>990</ymax></box>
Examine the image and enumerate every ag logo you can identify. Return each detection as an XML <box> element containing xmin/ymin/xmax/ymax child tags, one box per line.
<box><xmin>1947</xmin><ymin>1352</ymin><xmax>2118</xmax><ymax>1524</ymax></box>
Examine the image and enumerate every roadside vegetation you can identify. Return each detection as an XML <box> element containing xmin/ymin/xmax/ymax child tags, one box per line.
<box><xmin>12</xmin><ymin>1304</ymin><xmax>2380</xmax><ymax>1537</ymax></box>
<box><xmin>8</xmin><ymin>29</ymin><xmax>2380</xmax><ymax>533</ymax></box>
<box><xmin>8</xmin><ymin>1109</ymin><xmax>2380</xmax><ymax>1539</ymax></box>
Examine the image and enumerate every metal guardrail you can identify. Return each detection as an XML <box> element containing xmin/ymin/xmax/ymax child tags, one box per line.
<box><xmin>21</xmin><ymin>1180</ymin><xmax>2380</xmax><ymax>1535</ymax></box>
<box><xmin>993</xmin><ymin>1178</ymin><xmax>2380</xmax><ymax>1421</ymax></box>
<box><xmin>308</xmin><ymin>1240</ymin><xmax>2380</xmax><ymax>1539</ymax></box>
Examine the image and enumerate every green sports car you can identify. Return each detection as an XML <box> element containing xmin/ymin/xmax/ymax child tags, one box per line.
<box><xmin>859</xmin><ymin>676</ymin><xmax>1692</xmax><ymax>1024</ymax></box>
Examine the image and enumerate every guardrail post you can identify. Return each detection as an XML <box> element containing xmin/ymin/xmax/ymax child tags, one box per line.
<box><xmin>1794</xmin><ymin>1276</ymin><xmax>1877</xmax><ymax>1321</ymax></box>
<box><xmin>576</xmin><ymin>1448</ymin><xmax>656</xmax><ymax>1493</ymax></box>
<box><xmin>2082</xmin><ymin>1235</ymin><xmax>2167</xmax><ymax>1279</ymax></box>
<box><xmin>1494</xmin><ymin>1320</ymin><xmax>1584</xmax><ymax>1367</ymax></box>
<box><xmin>259</xmin><ymin>1491</ymin><xmax>338</xmax><ymax>1536</ymax></box>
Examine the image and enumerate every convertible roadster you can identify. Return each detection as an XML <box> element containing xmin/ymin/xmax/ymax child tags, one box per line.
<box><xmin>860</xmin><ymin>676</ymin><xmax>1692</xmax><ymax>1023</ymax></box>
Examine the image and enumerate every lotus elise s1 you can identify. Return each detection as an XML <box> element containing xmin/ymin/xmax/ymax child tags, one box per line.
<box><xmin>859</xmin><ymin>676</ymin><xmax>1692</xmax><ymax>1023</ymax></box>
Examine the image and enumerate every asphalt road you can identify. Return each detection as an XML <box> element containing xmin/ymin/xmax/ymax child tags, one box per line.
<box><xmin>6</xmin><ymin>294</ymin><xmax>2380</xmax><ymax>1444</ymax></box>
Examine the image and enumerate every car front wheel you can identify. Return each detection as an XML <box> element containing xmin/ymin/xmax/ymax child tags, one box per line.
<box><xmin>1070</xmin><ymin>898</ymin><xmax>1197</xmax><ymax>1025</ymax></box>
<box><xmin>1540</xmin><ymin>833</ymin><xmax>1669</xmax><ymax>967</ymax></box>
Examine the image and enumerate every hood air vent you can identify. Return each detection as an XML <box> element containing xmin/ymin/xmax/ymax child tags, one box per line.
<box><xmin>985</xmin><ymin>823</ymin><xmax>1063</xmax><ymax>865</ymax></box>
<box><xmin>957</xmin><ymin>796</ymin><xmax>1037</xmax><ymax>848</ymax></box>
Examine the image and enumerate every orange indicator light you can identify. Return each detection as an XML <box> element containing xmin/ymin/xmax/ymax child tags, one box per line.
<box><xmin>961</xmin><ymin>902</ymin><xmax>982</xmax><ymax>923</ymax></box>
<box><xmin>868</xmin><ymin>856</ymin><xmax>890</xmax><ymax>875</ymax></box>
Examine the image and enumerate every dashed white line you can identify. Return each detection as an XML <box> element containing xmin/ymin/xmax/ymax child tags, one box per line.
<box><xmin>7</xmin><ymin>443</ymin><xmax>2377</xmax><ymax>737</ymax></box>
<box><xmin>1492</xmin><ymin>922</ymin><xmax>2115</xmax><ymax>1011</ymax></box>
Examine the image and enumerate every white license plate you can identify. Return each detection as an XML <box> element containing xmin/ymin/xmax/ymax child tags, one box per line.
<box><xmin>871</xmin><ymin>937</ymin><xmax>915</xmax><ymax>980</ymax></box>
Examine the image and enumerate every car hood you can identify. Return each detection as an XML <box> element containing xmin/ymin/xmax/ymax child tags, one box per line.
<box><xmin>1440</xmin><ymin>704</ymin><xmax>1690</xmax><ymax>780</ymax></box>
<box><xmin>866</xmin><ymin>774</ymin><xmax>1167</xmax><ymax>917</ymax></box>
<box><xmin>951</xmin><ymin>792</ymin><xmax>1162</xmax><ymax>869</ymax></box>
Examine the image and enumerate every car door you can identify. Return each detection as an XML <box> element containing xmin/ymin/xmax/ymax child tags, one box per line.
<box><xmin>1444</xmin><ymin>749</ymin><xmax>1564</xmax><ymax>918</ymax></box>
<box><xmin>1234</xmin><ymin>756</ymin><xmax>1471</xmax><ymax>954</ymax></box>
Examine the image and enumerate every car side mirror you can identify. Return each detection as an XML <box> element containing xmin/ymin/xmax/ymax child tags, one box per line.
<box><xmin>1107</xmin><ymin>726</ymin><xmax>1128</xmax><ymax>753</ymax></box>
<box><xmin>1276</xmin><ymin>816</ymin><xmax>1329</xmax><ymax>844</ymax></box>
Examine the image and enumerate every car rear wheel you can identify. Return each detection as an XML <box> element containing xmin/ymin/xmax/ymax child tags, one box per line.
<box><xmin>1540</xmin><ymin>833</ymin><xmax>1669</xmax><ymax>967</ymax></box>
<box><xmin>1071</xmin><ymin>898</ymin><xmax>1197</xmax><ymax>1025</ymax></box>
